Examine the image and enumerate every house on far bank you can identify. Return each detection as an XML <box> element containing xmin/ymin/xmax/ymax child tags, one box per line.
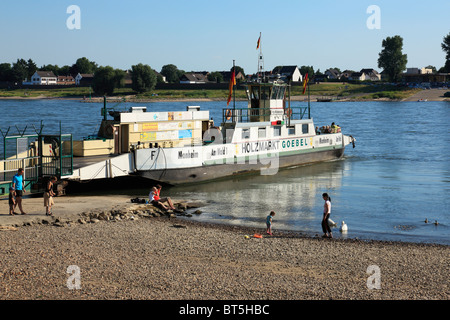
<box><xmin>348</xmin><ymin>72</ymin><xmax>367</xmax><ymax>81</ymax></box>
<box><xmin>340</xmin><ymin>70</ymin><xmax>355</xmax><ymax>80</ymax></box>
<box><xmin>360</xmin><ymin>68</ymin><xmax>381</xmax><ymax>81</ymax></box>
<box><xmin>153</xmin><ymin>70</ymin><xmax>167</xmax><ymax>83</ymax></box>
<box><xmin>179</xmin><ymin>72</ymin><xmax>209</xmax><ymax>84</ymax></box>
<box><xmin>57</xmin><ymin>75</ymin><xmax>75</xmax><ymax>85</ymax></box>
<box><xmin>348</xmin><ymin>69</ymin><xmax>381</xmax><ymax>81</ymax></box>
<box><xmin>278</xmin><ymin>65</ymin><xmax>302</xmax><ymax>82</ymax></box>
<box><xmin>405</xmin><ymin>67</ymin><xmax>433</xmax><ymax>75</ymax></box>
<box><xmin>402</xmin><ymin>68</ymin><xmax>449</xmax><ymax>83</ymax></box>
<box><xmin>324</xmin><ymin>68</ymin><xmax>341</xmax><ymax>80</ymax></box>
<box><xmin>75</xmin><ymin>73</ymin><xmax>94</xmax><ymax>86</ymax></box>
<box><xmin>30</xmin><ymin>71</ymin><xmax>57</xmax><ymax>85</ymax></box>
<box><xmin>220</xmin><ymin>71</ymin><xmax>245</xmax><ymax>83</ymax></box>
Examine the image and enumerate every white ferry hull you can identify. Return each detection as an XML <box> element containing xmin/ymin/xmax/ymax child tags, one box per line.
<box><xmin>134</xmin><ymin>133</ymin><xmax>350</xmax><ymax>185</ymax></box>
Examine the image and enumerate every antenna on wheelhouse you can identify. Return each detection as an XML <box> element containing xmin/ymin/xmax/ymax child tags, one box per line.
<box><xmin>257</xmin><ymin>32</ymin><xmax>264</xmax><ymax>82</ymax></box>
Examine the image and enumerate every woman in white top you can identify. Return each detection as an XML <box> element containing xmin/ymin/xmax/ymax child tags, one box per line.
<box><xmin>149</xmin><ymin>186</ymin><xmax>168</xmax><ymax>210</ymax></box>
<box><xmin>321</xmin><ymin>193</ymin><xmax>332</xmax><ymax>238</ymax></box>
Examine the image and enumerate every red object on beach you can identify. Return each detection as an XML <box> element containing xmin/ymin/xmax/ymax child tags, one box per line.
<box><xmin>253</xmin><ymin>233</ymin><xmax>263</xmax><ymax>238</ymax></box>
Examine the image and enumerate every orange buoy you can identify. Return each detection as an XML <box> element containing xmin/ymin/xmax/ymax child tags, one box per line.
<box><xmin>286</xmin><ymin>107</ymin><xmax>292</xmax><ymax>118</ymax></box>
<box><xmin>226</xmin><ymin>109</ymin><xmax>232</xmax><ymax>120</ymax></box>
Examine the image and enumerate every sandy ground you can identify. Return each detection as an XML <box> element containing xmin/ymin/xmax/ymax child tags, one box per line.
<box><xmin>402</xmin><ymin>88</ymin><xmax>449</xmax><ymax>101</ymax></box>
<box><xmin>0</xmin><ymin>194</ymin><xmax>448</xmax><ymax>301</ymax></box>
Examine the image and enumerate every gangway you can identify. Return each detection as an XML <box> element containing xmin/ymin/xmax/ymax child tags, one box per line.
<box><xmin>0</xmin><ymin>122</ymin><xmax>73</xmax><ymax>196</ymax></box>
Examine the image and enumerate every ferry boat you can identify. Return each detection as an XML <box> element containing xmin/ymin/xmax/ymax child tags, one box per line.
<box><xmin>0</xmin><ymin>79</ymin><xmax>356</xmax><ymax>194</ymax></box>
<box><xmin>84</xmin><ymin>79</ymin><xmax>355</xmax><ymax>185</ymax></box>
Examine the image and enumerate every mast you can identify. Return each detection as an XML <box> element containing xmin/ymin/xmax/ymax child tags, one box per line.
<box><xmin>257</xmin><ymin>32</ymin><xmax>264</xmax><ymax>82</ymax></box>
<box><xmin>308</xmin><ymin>79</ymin><xmax>311</xmax><ymax>119</ymax></box>
<box><xmin>233</xmin><ymin>59</ymin><xmax>236</xmax><ymax>110</ymax></box>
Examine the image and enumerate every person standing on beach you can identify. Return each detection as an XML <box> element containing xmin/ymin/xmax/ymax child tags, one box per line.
<box><xmin>44</xmin><ymin>176</ymin><xmax>57</xmax><ymax>216</ymax></box>
<box><xmin>266</xmin><ymin>211</ymin><xmax>275</xmax><ymax>236</ymax></box>
<box><xmin>12</xmin><ymin>168</ymin><xmax>26</xmax><ymax>215</ymax></box>
<box><xmin>321</xmin><ymin>193</ymin><xmax>332</xmax><ymax>238</ymax></box>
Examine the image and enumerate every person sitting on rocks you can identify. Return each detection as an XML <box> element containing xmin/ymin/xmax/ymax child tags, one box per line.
<box><xmin>149</xmin><ymin>186</ymin><xmax>169</xmax><ymax>211</ymax></box>
<box><xmin>154</xmin><ymin>184</ymin><xmax>176</xmax><ymax>210</ymax></box>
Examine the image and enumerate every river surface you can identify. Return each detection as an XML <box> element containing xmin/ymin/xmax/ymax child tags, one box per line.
<box><xmin>1</xmin><ymin>98</ymin><xmax>449</xmax><ymax>245</ymax></box>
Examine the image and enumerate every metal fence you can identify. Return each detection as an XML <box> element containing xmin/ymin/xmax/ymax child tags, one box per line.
<box><xmin>222</xmin><ymin>107</ymin><xmax>308</xmax><ymax>123</ymax></box>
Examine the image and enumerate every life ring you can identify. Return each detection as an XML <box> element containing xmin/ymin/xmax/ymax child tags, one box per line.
<box><xmin>225</xmin><ymin>109</ymin><xmax>232</xmax><ymax>120</ymax></box>
<box><xmin>286</xmin><ymin>108</ymin><xmax>292</xmax><ymax>118</ymax></box>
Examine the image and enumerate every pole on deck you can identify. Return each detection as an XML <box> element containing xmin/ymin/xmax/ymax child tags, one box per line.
<box><xmin>308</xmin><ymin>81</ymin><xmax>311</xmax><ymax>119</ymax></box>
<box><xmin>233</xmin><ymin>60</ymin><xmax>236</xmax><ymax>110</ymax></box>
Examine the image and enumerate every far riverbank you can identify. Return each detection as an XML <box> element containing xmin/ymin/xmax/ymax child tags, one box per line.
<box><xmin>2</xmin><ymin>83</ymin><xmax>446</xmax><ymax>102</ymax></box>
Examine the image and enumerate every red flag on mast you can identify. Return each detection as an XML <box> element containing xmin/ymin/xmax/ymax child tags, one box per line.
<box><xmin>227</xmin><ymin>69</ymin><xmax>236</xmax><ymax>106</ymax></box>
<box><xmin>302</xmin><ymin>73</ymin><xmax>309</xmax><ymax>94</ymax></box>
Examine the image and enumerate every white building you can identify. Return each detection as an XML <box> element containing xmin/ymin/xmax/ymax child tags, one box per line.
<box><xmin>30</xmin><ymin>71</ymin><xmax>57</xmax><ymax>85</ymax></box>
<box><xmin>278</xmin><ymin>66</ymin><xmax>302</xmax><ymax>82</ymax></box>
<box><xmin>406</xmin><ymin>67</ymin><xmax>433</xmax><ymax>75</ymax></box>
<box><xmin>75</xmin><ymin>73</ymin><xmax>94</xmax><ymax>85</ymax></box>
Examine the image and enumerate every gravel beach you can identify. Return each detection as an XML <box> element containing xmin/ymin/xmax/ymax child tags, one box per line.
<box><xmin>0</xmin><ymin>195</ymin><xmax>448</xmax><ymax>300</ymax></box>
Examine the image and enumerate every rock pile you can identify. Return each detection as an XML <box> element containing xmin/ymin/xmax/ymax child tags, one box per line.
<box><xmin>77</xmin><ymin>200</ymin><xmax>203</xmax><ymax>225</ymax></box>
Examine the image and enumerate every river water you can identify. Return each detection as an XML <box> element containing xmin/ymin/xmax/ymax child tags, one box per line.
<box><xmin>1</xmin><ymin>98</ymin><xmax>449</xmax><ymax>245</ymax></box>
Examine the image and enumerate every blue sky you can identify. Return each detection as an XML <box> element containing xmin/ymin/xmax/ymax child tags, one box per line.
<box><xmin>0</xmin><ymin>0</ymin><xmax>449</xmax><ymax>74</ymax></box>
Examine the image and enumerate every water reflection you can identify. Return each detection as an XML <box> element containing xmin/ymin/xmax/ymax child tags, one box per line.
<box><xmin>169</xmin><ymin>159</ymin><xmax>348</xmax><ymax>233</ymax></box>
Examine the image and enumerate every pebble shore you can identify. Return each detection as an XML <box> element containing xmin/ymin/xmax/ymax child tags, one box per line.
<box><xmin>0</xmin><ymin>196</ymin><xmax>448</xmax><ymax>300</ymax></box>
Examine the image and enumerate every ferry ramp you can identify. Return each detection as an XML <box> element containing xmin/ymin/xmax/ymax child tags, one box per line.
<box><xmin>65</xmin><ymin>153</ymin><xmax>134</xmax><ymax>182</ymax></box>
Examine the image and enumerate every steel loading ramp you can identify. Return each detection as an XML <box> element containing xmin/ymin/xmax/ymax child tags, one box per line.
<box><xmin>65</xmin><ymin>153</ymin><xmax>134</xmax><ymax>181</ymax></box>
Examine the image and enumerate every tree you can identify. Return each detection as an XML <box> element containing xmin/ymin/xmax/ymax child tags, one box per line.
<box><xmin>0</xmin><ymin>63</ymin><xmax>12</xmax><ymax>81</ymax></box>
<box><xmin>207</xmin><ymin>71</ymin><xmax>223</xmax><ymax>83</ymax></box>
<box><xmin>70</xmin><ymin>57</ymin><xmax>98</xmax><ymax>75</ymax></box>
<box><xmin>131</xmin><ymin>63</ymin><xmax>157</xmax><ymax>93</ymax></box>
<box><xmin>39</xmin><ymin>64</ymin><xmax>60</xmax><ymax>76</ymax></box>
<box><xmin>231</xmin><ymin>65</ymin><xmax>245</xmax><ymax>77</ymax></box>
<box><xmin>59</xmin><ymin>65</ymin><xmax>71</xmax><ymax>76</ymax></box>
<box><xmin>441</xmin><ymin>32</ymin><xmax>450</xmax><ymax>72</ymax></box>
<box><xmin>11</xmin><ymin>59</ymin><xmax>28</xmax><ymax>83</ymax></box>
<box><xmin>92</xmin><ymin>66</ymin><xmax>124</xmax><ymax>96</ymax></box>
<box><xmin>299</xmin><ymin>65</ymin><xmax>315</xmax><ymax>77</ymax></box>
<box><xmin>160</xmin><ymin>64</ymin><xmax>182</xmax><ymax>83</ymax></box>
<box><xmin>27</xmin><ymin>59</ymin><xmax>37</xmax><ymax>80</ymax></box>
<box><xmin>377</xmin><ymin>35</ymin><xmax>407</xmax><ymax>82</ymax></box>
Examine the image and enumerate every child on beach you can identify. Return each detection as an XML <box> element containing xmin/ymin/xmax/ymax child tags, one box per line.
<box><xmin>266</xmin><ymin>211</ymin><xmax>275</xmax><ymax>236</ymax></box>
<box><xmin>321</xmin><ymin>193</ymin><xmax>332</xmax><ymax>238</ymax></box>
<box><xmin>44</xmin><ymin>176</ymin><xmax>57</xmax><ymax>216</ymax></box>
<box><xmin>9</xmin><ymin>187</ymin><xmax>16</xmax><ymax>215</ymax></box>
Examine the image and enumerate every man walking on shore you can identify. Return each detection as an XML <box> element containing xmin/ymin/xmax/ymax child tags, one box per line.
<box><xmin>12</xmin><ymin>168</ymin><xmax>26</xmax><ymax>215</ymax></box>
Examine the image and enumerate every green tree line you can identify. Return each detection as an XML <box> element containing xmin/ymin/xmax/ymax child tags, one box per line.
<box><xmin>1</xmin><ymin>32</ymin><xmax>449</xmax><ymax>95</ymax></box>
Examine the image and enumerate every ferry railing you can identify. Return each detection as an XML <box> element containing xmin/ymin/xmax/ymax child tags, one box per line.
<box><xmin>0</xmin><ymin>124</ymin><xmax>73</xmax><ymax>196</ymax></box>
<box><xmin>0</xmin><ymin>156</ymin><xmax>39</xmax><ymax>195</ymax></box>
<box><xmin>222</xmin><ymin>107</ymin><xmax>308</xmax><ymax>123</ymax></box>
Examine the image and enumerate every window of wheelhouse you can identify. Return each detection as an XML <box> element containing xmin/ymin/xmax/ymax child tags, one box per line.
<box><xmin>258</xmin><ymin>127</ymin><xmax>266</xmax><ymax>138</ymax></box>
<box><xmin>302</xmin><ymin>124</ymin><xmax>309</xmax><ymax>134</ymax></box>
<box><xmin>273</xmin><ymin>126</ymin><xmax>281</xmax><ymax>137</ymax></box>
<box><xmin>242</xmin><ymin>128</ymin><xmax>250</xmax><ymax>140</ymax></box>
